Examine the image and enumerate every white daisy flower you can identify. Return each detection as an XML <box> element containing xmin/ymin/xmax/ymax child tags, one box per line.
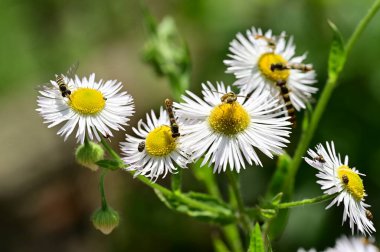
<box><xmin>305</xmin><ymin>141</ymin><xmax>375</xmax><ymax>236</ymax></box>
<box><xmin>121</xmin><ymin>107</ymin><xmax>191</xmax><ymax>181</ymax></box>
<box><xmin>174</xmin><ymin>81</ymin><xmax>291</xmax><ymax>173</ymax></box>
<box><xmin>224</xmin><ymin>27</ymin><xmax>317</xmax><ymax>111</ymax></box>
<box><xmin>36</xmin><ymin>73</ymin><xmax>134</xmax><ymax>144</ymax></box>
<box><xmin>324</xmin><ymin>236</ymin><xmax>379</xmax><ymax>252</ymax></box>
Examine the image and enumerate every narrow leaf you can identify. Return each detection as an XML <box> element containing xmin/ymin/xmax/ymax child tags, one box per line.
<box><xmin>327</xmin><ymin>20</ymin><xmax>346</xmax><ymax>79</ymax></box>
<box><xmin>248</xmin><ymin>223</ymin><xmax>265</xmax><ymax>252</ymax></box>
<box><xmin>154</xmin><ymin>190</ymin><xmax>235</xmax><ymax>225</ymax></box>
<box><xmin>95</xmin><ymin>159</ymin><xmax>122</xmax><ymax>170</ymax></box>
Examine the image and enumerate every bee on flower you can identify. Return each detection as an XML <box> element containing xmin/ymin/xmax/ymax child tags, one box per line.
<box><xmin>36</xmin><ymin>73</ymin><xmax>135</xmax><ymax>144</ymax></box>
<box><xmin>224</xmin><ymin>27</ymin><xmax>317</xmax><ymax>125</ymax></box>
<box><xmin>174</xmin><ymin>81</ymin><xmax>291</xmax><ymax>173</ymax></box>
<box><xmin>121</xmin><ymin>107</ymin><xmax>191</xmax><ymax>181</ymax></box>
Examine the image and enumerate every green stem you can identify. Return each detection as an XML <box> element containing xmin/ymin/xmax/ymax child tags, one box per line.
<box><xmin>226</xmin><ymin>171</ymin><xmax>252</xmax><ymax>234</ymax></box>
<box><xmin>100</xmin><ymin>137</ymin><xmax>123</xmax><ymax>163</ymax></box>
<box><xmin>288</xmin><ymin>0</ymin><xmax>380</xmax><ymax>184</ymax></box>
<box><xmin>100</xmin><ymin>169</ymin><xmax>108</xmax><ymax>210</ymax></box>
<box><xmin>278</xmin><ymin>194</ymin><xmax>336</xmax><ymax>209</ymax></box>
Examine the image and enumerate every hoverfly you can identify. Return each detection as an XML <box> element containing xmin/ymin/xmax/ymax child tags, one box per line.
<box><xmin>164</xmin><ymin>99</ymin><xmax>180</xmax><ymax>138</ymax></box>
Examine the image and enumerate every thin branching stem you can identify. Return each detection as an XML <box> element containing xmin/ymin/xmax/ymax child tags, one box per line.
<box><xmin>278</xmin><ymin>194</ymin><xmax>336</xmax><ymax>209</ymax></box>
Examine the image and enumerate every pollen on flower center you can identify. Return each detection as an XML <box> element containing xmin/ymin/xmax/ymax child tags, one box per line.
<box><xmin>208</xmin><ymin>102</ymin><xmax>250</xmax><ymax>136</ymax></box>
<box><xmin>70</xmin><ymin>88</ymin><xmax>106</xmax><ymax>115</ymax></box>
<box><xmin>145</xmin><ymin>125</ymin><xmax>177</xmax><ymax>157</ymax></box>
<box><xmin>338</xmin><ymin>165</ymin><xmax>365</xmax><ymax>201</ymax></box>
<box><xmin>258</xmin><ymin>53</ymin><xmax>290</xmax><ymax>82</ymax></box>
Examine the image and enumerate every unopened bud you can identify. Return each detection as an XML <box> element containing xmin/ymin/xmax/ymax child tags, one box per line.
<box><xmin>75</xmin><ymin>141</ymin><xmax>104</xmax><ymax>171</ymax></box>
<box><xmin>91</xmin><ymin>206</ymin><xmax>120</xmax><ymax>235</ymax></box>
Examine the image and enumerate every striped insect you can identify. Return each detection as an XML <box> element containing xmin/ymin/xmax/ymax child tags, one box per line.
<box><xmin>56</xmin><ymin>62</ymin><xmax>79</xmax><ymax>99</ymax></box>
<box><xmin>366</xmin><ymin>210</ymin><xmax>373</xmax><ymax>221</ymax></box>
<box><xmin>313</xmin><ymin>154</ymin><xmax>326</xmax><ymax>163</ymax></box>
<box><xmin>254</xmin><ymin>34</ymin><xmax>277</xmax><ymax>51</ymax></box>
<box><xmin>164</xmin><ymin>99</ymin><xmax>180</xmax><ymax>138</ymax></box>
<box><xmin>276</xmin><ymin>80</ymin><xmax>296</xmax><ymax>127</ymax></box>
<box><xmin>270</xmin><ymin>62</ymin><xmax>313</xmax><ymax>72</ymax></box>
<box><xmin>211</xmin><ymin>90</ymin><xmax>249</xmax><ymax>104</ymax></box>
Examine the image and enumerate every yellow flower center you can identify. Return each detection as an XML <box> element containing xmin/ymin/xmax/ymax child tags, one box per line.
<box><xmin>69</xmin><ymin>88</ymin><xmax>106</xmax><ymax>115</ymax></box>
<box><xmin>337</xmin><ymin>165</ymin><xmax>365</xmax><ymax>201</ymax></box>
<box><xmin>258</xmin><ymin>53</ymin><xmax>290</xmax><ymax>82</ymax></box>
<box><xmin>145</xmin><ymin>125</ymin><xmax>177</xmax><ymax>156</ymax></box>
<box><xmin>208</xmin><ymin>102</ymin><xmax>250</xmax><ymax>136</ymax></box>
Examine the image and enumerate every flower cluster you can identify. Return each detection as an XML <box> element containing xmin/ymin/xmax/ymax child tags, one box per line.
<box><xmin>36</xmin><ymin>26</ymin><xmax>375</xmax><ymax>238</ymax></box>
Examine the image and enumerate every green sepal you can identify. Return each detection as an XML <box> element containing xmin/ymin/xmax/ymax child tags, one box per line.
<box><xmin>327</xmin><ymin>20</ymin><xmax>346</xmax><ymax>80</ymax></box>
<box><xmin>248</xmin><ymin>223</ymin><xmax>265</xmax><ymax>252</ymax></box>
<box><xmin>95</xmin><ymin>159</ymin><xmax>124</xmax><ymax>171</ymax></box>
<box><xmin>259</xmin><ymin>209</ymin><xmax>277</xmax><ymax>220</ymax></box>
<box><xmin>154</xmin><ymin>190</ymin><xmax>235</xmax><ymax>225</ymax></box>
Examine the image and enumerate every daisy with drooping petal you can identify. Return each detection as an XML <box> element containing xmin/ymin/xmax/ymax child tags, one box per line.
<box><xmin>305</xmin><ymin>141</ymin><xmax>375</xmax><ymax>236</ymax></box>
<box><xmin>121</xmin><ymin>107</ymin><xmax>191</xmax><ymax>181</ymax></box>
<box><xmin>324</xmin><ymin>236</ymin><xmax>379</xmax><ymax>252</ymax></box>
<box><xmin>224</xmin><ymin>27</ymin><xmax>317</xmax><ymax>111</ymax></box>
<box><xmin>174</xmin><ymin>81</ymin><xmax>291</xmax><ymax>173</ymax></box>
<box><xmin>36</xmin><ymin>73</ymin><xmax>134</xmax><ymax>144</ymax></box>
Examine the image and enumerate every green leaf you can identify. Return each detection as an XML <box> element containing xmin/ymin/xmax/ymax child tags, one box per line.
<box><xmin>212</xmin><ymin>236</ymin><xmax>231</xmax><ymax>252</ymax></box>
<box><xmin>248</xmin><ymin>223</ymin><xmax>265</xmax><ymax>252</ymax></box>
<box><xmin>327</xmin><ymin>20</ymin><xmax>346</xmax><ymax>79</ymax></box>
<box><xmin>95</xmin><ymin>159</ymin><xmax>123</xmax><ymax>171</ymax></box>
<box><xmin>154</xmin><ymin>190</ymin><xmax>235</xmax><ymax>225</ymax></box>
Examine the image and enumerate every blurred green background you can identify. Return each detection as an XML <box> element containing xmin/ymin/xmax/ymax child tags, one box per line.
<box><xmin>0</xmin><ymin>0</ymin><xmax>379</xmax><ymax>251</ymax></box>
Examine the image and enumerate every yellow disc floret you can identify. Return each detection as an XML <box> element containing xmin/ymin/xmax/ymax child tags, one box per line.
<box><xmin>338</xmin><ymin>165</ymin><xmax>365</xmax><ymax>201</ymax></box>
<box><xmin>258</xmin><ymin>53</ymin><xmax>290</xmax><ymax>82</ymax></box>
<box><xmin>145</xmin><ymin>125</ymin><xmax>176</xmax><ymax>156</ymax></box>
<box><xmin>70</xmin><ymin>88</ymin><xmax>106</xmax><ymax>115</ymax></box>
<box><xmin>208</xmin><ymin>102</ymin><xmax>250</xmax><ymax>136</ymax></box>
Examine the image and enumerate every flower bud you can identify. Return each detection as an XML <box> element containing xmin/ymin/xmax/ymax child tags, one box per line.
<box><xmin>91</xmin><ymin>206</ymin><xmax>120</xmax><ymax>235</ymax></box>
<box><xmin>75</xmin><ymin>141</ymin><xmax>104</xmax><ymax>171</ymax></box>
